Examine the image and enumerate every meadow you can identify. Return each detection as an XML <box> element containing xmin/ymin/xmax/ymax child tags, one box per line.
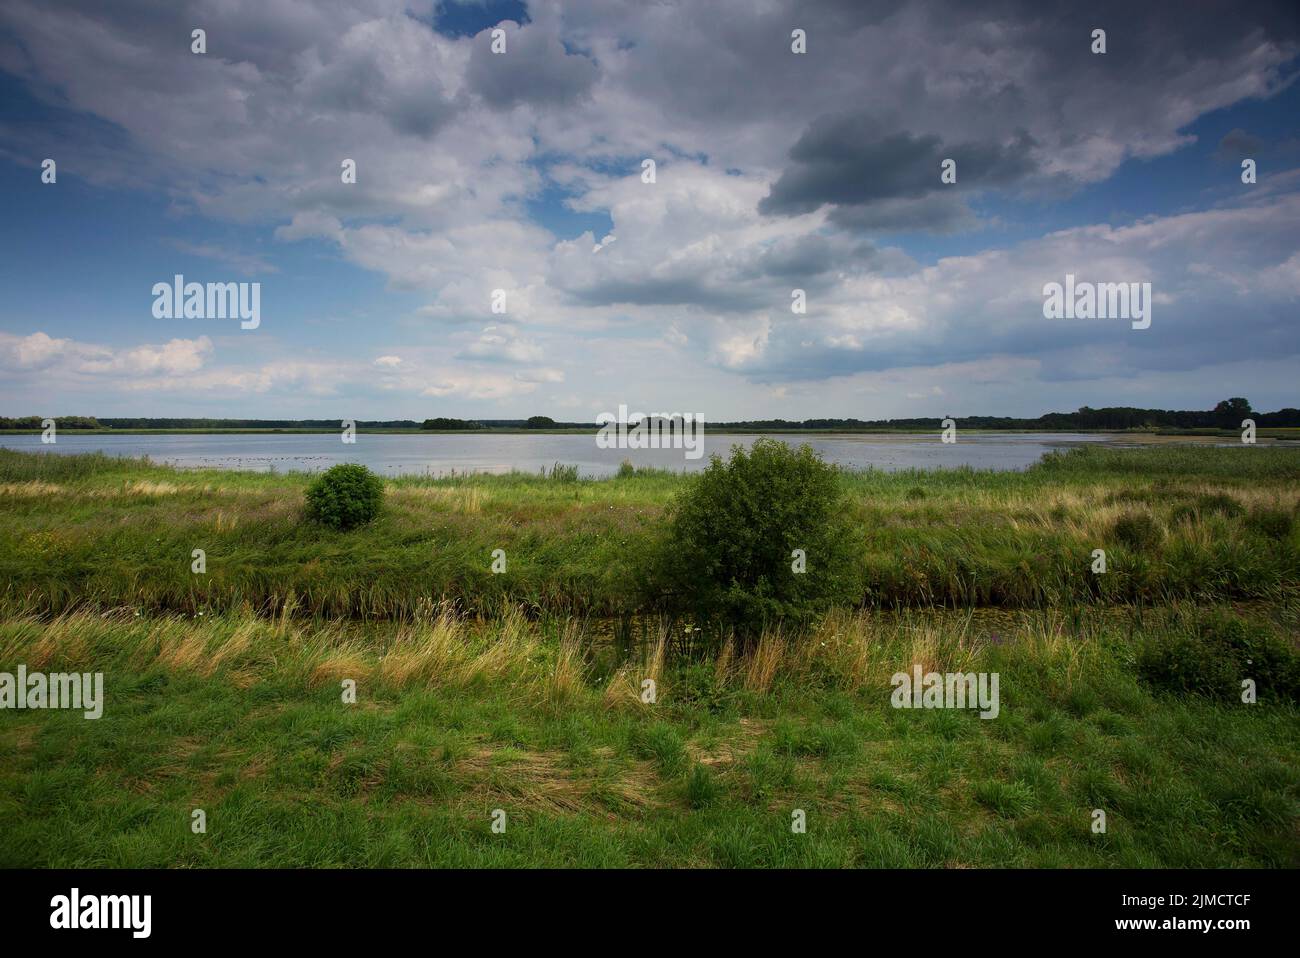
<box><xmin>0</xmin><ymin>444</ymin><xmax>1297</xmax><ymax>867</ymax></box>
<box><xmin>1</xmin><ymin>444</ymin><xmax>1298</xmax><ymax>619</ymax></box>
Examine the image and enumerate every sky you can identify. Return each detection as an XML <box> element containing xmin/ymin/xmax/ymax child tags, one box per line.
<box><xmin>0</xmin><ymin>0</ymin><xmax>1297</xmax><ymax>422</ymax></box>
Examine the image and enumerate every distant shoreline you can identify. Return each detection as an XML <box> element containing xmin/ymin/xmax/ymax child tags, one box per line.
<box><xmin>1</xmin><ymin>427</ymin><xmax>1297</xmax><ymax>441</ymax></box>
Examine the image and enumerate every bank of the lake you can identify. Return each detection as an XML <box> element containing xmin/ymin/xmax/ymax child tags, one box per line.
<box><xmin>1</xmin><ymin>443</ymin><xmax>1296</xmax><ymax>618</ymax></box>
<box><xmin>0</xmin><ymin>429</ymin><xmax>1194</xmax><ymax>478</ymax></box>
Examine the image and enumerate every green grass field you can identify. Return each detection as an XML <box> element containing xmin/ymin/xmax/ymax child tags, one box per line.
<box><xmin>1</xmin><ymin>444</ymin><xmax>1298</xmax><ymax>618</ymax></box>
<box><xmin>0</xmin><ymin>444</ymin><xmax>1297</xmax><ymax>867</ymax></box>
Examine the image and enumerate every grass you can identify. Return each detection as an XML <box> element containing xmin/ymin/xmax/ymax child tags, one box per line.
<box><xmin>1</xmin><ymin>444</ymin><xmax>1296</xmax><ymax>867</ymax></box>
<box><xmin>1</xmin><ymin>445</ymin><xmax>1297</xmax><ymax>619</ymax></box>
<box><xmin>1</xmin><ymin>605</ymin><xmax>1296</xmax><ymax>867</ymax></box>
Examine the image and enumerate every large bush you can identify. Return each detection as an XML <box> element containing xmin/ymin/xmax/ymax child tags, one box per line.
<box><xmin>663</xmin><ymin>439</ymin><xmax>859</xmax><ymax>639</ymax></box>
<box><xmin>305</xmin><ymin>463</ymin><xmax>384</xmax><ymax>530</ymax></box>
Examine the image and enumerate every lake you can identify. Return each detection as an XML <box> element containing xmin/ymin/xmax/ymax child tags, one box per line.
<box><xmin>0</xmin><ymin>431</ymin><xmax>1119</xmax><ymax>477</ymax></box>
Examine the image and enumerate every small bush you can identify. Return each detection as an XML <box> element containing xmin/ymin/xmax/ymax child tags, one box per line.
<box><xmin>662</xmin><ymin>439</ymin><xmax>860</xmax><ymax>640</ymax></box>
<box><xmin>546</xmin><ymin>462</ymin><xmax>579</xmax><ymax>482</ymax></box>
<box><xmin>672</xmin><ymin>661</ymin><xmax>730</xmax><ymax>712</ymax></box>
<box><xmin>304</xmin><ymin>463</ymin><xmax>384</xmax><ymax>530</ymax></box>
<box><xmin>1245</xmin><ymin>506</ymin><xmax>1294</xmax><ymax>541</ymax></box>
<box><xmin>1112</xmin><ymin>511</ymin><xmax>1161</xmax><ymax>551</ymax></box>
<box><xmin>1136</xmin><ymin>609</ymin><xmax>1300</xmax><ymax>703</ymax></box>
<box><xmin>617</xmin><ymin>459</ymin><xmax>636</xmax><ymax>479</ymax></box>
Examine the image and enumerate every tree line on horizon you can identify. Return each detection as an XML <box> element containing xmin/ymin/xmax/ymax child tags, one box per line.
<box><xmin>2</xmin><ymin>399</ymin><xmax>1297</xmax><ymax>432</ymax></box>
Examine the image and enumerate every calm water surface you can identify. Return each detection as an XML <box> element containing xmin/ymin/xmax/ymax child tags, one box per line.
<box><xmin>0</xmin><ymin>431</ymin><xmax>1117</xmax><ymax>477</ymax></box>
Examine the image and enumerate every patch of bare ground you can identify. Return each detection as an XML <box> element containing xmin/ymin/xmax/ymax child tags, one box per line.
<box><xmin>116</xmin><ymin>739</ymin><xmax>269</xmax><ymax>797</ymax></box>
<box><xmin>379</xmin><ymin>739</ymin><xmax>664</xmax><ymax>815</ymax></box>
<box><xmin>685</xmin><ymin>717</ymin><xmax>771</xmax><ymax>768</ymax></box>
<box><xmin>450</xmin><ymin>745</ymin><xmax>660</xmax><ymax>814</ymax></box>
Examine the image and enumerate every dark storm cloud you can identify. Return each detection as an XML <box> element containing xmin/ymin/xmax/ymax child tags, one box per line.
<box><xmin>827</xmin><ymin>194</ymin><xmax>976</xmax><ymax>234</ymax></box>
<box><xmin>749</xmin><ymin>0</ymin><xmax>1300</xmax><ymax>233</ymax></box>
<box><xmin>758</xmin><ymin>114</ymin><xmax>1036</xmax><ymax>221</ymax></box>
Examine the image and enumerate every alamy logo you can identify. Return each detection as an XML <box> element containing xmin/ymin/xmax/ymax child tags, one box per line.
<box><xmin>596</xmin><ymin>404</ymin><xmax>704</xmax><ymax>460</ymax></box>
<box><xmin>0</xmin><ymin>666</ymin><xmax>103</xmax><ymax>719</ymax></box>
<box><xmin>890</xmin><ymin>665</ymin><xmax>1000</xmax><ymax>719</ymax></box>
<box><xmin>152</xmin><ymin>274</ymin><xmax>260</xmax><ymax>329</ymax></box>
<box><xmin>50</xmin><ymin>888</ymin><xmax>151</xmax><ymax>938</ymax></box>
<box><xmin>1042</xmin><ymin>274</ymin><xmax>1151</xmax><ymax>329</ymax></box>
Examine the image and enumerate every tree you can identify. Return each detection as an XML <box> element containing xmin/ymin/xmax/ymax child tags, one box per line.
<box><xmin>421</xmin><ymin>417</ymin><xmax>483</xmax><ymax>430</ymax></box>
<box><xmin>525</xmin><ymin>416</ymin><xmax>556</xmax><ymax>429</ymax></box>
<box><xmin>1213</xmin><ymin>398</ymin><xmax>1252</xmax><ymax>428</ymax></box>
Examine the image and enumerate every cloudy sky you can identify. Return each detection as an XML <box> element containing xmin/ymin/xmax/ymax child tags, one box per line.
<box><xmin>1</xmin><ymin>0</ymin><xmax>1297</xmax><ymax>421</ymax></box>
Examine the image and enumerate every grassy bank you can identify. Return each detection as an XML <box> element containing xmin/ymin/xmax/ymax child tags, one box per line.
<box><xmin>2</xmin><ymin>444</ymin><xmax>1296</xmax><ymax>868</ymax></box>
<box><xmin>1</xmin><ymin>445</ymin><xmax>1297</xmax><ymax>618</ymax></box>
<box><xmin>2</xmin><ymin>604</ymin><xmax>1296</xmax><ymax>867</ymax></box>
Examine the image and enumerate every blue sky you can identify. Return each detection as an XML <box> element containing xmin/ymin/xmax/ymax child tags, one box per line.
<box><xmin>1</xmin><ymin>0</ymin><xmax>1297</xmax><ymax>420</ymax></box>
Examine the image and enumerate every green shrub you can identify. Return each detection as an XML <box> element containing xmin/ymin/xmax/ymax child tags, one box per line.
<box><xmin>1112</xmin><ymin>511</ymin><xmax>1161</xmax><ymax>551</ymax></box>
<box><xmin>617</xmin><ymin>459</ymin><xmax>636</xmax><ymax>479</ymax></box>
<box><xmin>662</xmin><ymin>439</ymin><xmax>860</xmax><ymax>639</ymax></box>
<box><xmin>546</xmin><ymin>462</ymin><xmax>579</xmax><ymax>482</ymax></box>
<box><xmin>304</xmin><ymin>463</ymin><xmax>384</xmax><ymax>530</ymax></box>
<box><xmin>1136</xmin><ymin>609</ymin><xmax>1300</xmax><ymax>703</ymax></box>
<box><xmin>672</xmin><ymin>661</ymin><xmax>730</xmax><ymax>712</ymax></box>
<box><xmin>1245</xmin><ymin>506</ymin><xmax>1294</xmax><ymax>541</ymax></box>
